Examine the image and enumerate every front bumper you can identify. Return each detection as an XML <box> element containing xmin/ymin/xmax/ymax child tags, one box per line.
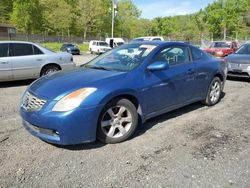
<box><xmin>68</xmin><ymin>50</ymin><xmax>80</xmax><ymax>55</ymax></box>
<box><xmin>20</xmin><ymin>104</ymin><xmax>103</xmax><ymax>145</ymax></box>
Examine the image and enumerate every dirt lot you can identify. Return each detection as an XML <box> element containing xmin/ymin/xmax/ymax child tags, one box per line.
<box><xmin>0</xmin><ymin>76</ymin><xmax>249</xmax><ymax>187</ymax></box>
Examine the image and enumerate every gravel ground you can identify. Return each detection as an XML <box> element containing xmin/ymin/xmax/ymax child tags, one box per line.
<box><xmin>73</xmin><ymin>53</ymin><xmax>97</xmax><ymax>66</ymax></box>
<box><xmin>0</xmin><ymin>74</ymin><xmax>249</xmax><ymax>187</ymax></box>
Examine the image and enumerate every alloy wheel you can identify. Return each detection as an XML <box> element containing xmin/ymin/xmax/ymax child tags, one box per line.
<box><xmin>210</xmin><ymin>81</ymin><xmax>221</xmax><ymax>103</ymax></box>
<box><xmin>101</xmin><ymin>105</ymin><xmax>133</xmax><ymax>139</ymax></box>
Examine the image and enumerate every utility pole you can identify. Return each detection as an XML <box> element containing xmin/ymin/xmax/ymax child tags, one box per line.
<box><xmin>222</xmin><ymin>0</ymin><xmax>227</xmax><ymax>41</ymax></box>
<box><xmin>111</xmin><ymin>0</ymin><xmax>115</xmax><ymax>38</ymax></box>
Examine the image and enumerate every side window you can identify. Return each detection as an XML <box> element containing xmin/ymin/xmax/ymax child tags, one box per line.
<box><xmin>0</xmin><ymin>43</ymin><xmax>8</xmax><ymax>58</ymax></box>
<box><xmin>10</xmin><ymin>43</ymin><xmax>33</xmax><ymax>56</ymax></box>
<box><xmin>33</xmin><ymin>45</ymin><xmax>44</xmax><ymax>55</ymax></box>
<box><xmin>191</xmin><ymin>47</ymin><xmax>203</xmax><ymax>60</ymax></box>
<box><xmin>153</xmin><ymin>46</ymin><xmax>190</xmax><ymax>66</ymax></box>
<box><xmin>93</xmin><ymin>42</ymin><xmax>96</xmax><ymax>46</ymax></box>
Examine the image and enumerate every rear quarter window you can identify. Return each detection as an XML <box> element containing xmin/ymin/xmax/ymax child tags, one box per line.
<box><xmin>33</xmin><ymin>45</ymin><xmax>44</xmax><ymax>55</ymax></box>
<box><xmin>0</xmin><ymin>43</ymin><xmax>8</xmax><ymax>57</ymax></box>
<box><xmin>191</xmin><ymin>47</ymin><xmax>204</xmax><ymax>61</ymax></box>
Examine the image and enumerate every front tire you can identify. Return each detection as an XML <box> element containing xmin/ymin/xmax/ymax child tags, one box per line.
<box><xmin>203</xmin><ymin>77</ymin><xmax>222</xmax><ymax>106</ymax></box>
<box><xmin>97</xmin><ymin>99</ymin><xmax>138</xmax><ymax>144</ymax></box>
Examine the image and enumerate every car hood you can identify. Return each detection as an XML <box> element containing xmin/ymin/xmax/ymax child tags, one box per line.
<box><xmin>29</xmin><ymin>68</ymin><xmax>127</xmax><ymax>99</ymax></box>
<box><xmin>225</xmin><ymin>54</ymin><xmax>250</xmax><ymax>64</ymax></box>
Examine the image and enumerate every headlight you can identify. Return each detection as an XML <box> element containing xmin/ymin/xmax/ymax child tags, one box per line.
<box><xmin>52</xmin><ymin>88</ymin><xmax>97</xmax><ymax>112</ymax></box>
<box><xmin>216</xmin><ymin>51</ymin><xmax>224</xmax><ymax>55</ymax></box>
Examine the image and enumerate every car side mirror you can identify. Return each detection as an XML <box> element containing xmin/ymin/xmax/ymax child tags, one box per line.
<box><xmin>147</xmin><ymin>61</ymin><xmax>169</xmax><ymax>71</ymax></box>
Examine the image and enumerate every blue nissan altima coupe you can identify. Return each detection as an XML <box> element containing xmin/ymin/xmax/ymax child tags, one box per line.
<box><xmin>20</xmin><ymin>42</ymin><xmax>227</xmax><ymax>145</ymax></box>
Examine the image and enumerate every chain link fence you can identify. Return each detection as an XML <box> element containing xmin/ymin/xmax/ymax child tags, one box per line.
<box><xmin>0</xmin><ymin>32</ymin><xmax>106</xmax><ymax>43</ymax></box>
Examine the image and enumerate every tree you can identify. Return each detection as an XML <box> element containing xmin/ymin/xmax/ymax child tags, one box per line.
<box><xmin>11</xmin><ymin>0</ymin><xmax>43</xmax><ymax>34</ymax></box>
<box><xmin>41</xmin><ymin>0</ymin><xmax>73</xmax><ymax>36</ymax></box>
<box><xmin>115</xmin><ymin>0</ymin><xmax>141</xmax><ymax>39</ymax></box>
<box><xmin>77</xmin><ymin>0</ymin><xmax>107</xmax><ymax>40</ymax></box>
<box><xmin>0</xmin><ymin>0</ymin><xmax>13</xmax><ymax>23</ymax></box>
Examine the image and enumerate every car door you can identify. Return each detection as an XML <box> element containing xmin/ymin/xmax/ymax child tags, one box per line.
<box><xmin>143</xmin><ymin>45</ymin><xmax>196</xmax><ymax>114</ymax></box>
<box><xmin>190</xmin><ymin>46</ymin><xmax>212</xmax><ymax>98</ymax></box>
<box><xmin>0</xmin><ymin>43</ymin><xmax>13</xmax><ymax>81</ymax></box>
<box><xmin>9</xmin><ymin>43</ymin><xmax>43</xmax><ymax>80</ymax></box>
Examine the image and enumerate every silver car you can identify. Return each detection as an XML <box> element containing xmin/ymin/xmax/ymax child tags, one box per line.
<box><xmin>226</xmin><ymin>43</ymin><xmax>250</xmax><ymax>79</ymax></box>
<box><xmin>0</xmin><ymin>41</ymin><xmax>76</xmax><ymax>82</ymax></box>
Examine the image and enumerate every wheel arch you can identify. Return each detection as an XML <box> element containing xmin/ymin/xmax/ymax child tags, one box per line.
<box><xmin>40</xmin><ymin>63</ymin><xmax>62</xmax><ymax>76</ymax></box>
<box><xmin>98</xmin><ymin>92</ymin><xmax>144</xmax><ymax>122</ymax></box>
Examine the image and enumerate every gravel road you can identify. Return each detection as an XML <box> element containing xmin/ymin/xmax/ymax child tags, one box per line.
<box><xmin>73</xmin><ymin>53</ymin><xmax>97</xmax><ymax>66</ymax></box>
<box><xmin>0</xmin><ymin>75</ymin><xmax>249</xmax><ymax>187</ymax></box>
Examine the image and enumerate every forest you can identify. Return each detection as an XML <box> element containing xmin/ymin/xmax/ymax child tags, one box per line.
<box><xmin>0</xmin><ymin>0</ymin><xmax>250</xmax><ymax>42</ymax></box>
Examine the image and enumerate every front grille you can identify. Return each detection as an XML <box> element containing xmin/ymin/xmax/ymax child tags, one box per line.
<box><xmin>22</xmin><ymin>92</ymin><xmax>46</xmax><ymax>111</ymax></box>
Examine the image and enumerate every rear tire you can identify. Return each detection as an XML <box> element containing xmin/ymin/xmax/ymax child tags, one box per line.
<box><xmin>203</xmin><ymin>77</ymin><xmax>222</xmax><ymax>106</ymax></box>
<box><xmin>41</xmin><ymin>65</ymin><xmax>60</xmax><ymax>76</ymax></box>
<box><xmin>97</xmin><ymin>99</ymin><xmax>138</xmax><ymax>144</ymax></box>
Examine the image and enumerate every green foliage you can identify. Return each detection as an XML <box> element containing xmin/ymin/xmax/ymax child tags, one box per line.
<box><xmin>3</xmin><ymin>0</ymin><xmax>250</xmax><ymax>41</ymax></box>
<box><xmin>11</xmin><ymin>0</ymin><xmax>43</xmax><ymax>34</ymax></box>
<box><xmin>41</xmin><ymin>42</ymin><xmax>88</xmax><ymax>52</ymax></box>
<box><xmin>0</xmin><ymin>0</ymin><xmax>13</xmax><ymax>23</ymax></box>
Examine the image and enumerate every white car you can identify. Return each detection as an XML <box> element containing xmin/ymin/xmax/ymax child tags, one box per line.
<box><xmin>89</xmin><ymin>40</ymin><xmax>111</xmax><ymax>54</ymax></box>
<box><xmin>0</xmin><ymin>41</ymin><xmax>76</xmax><ymax>82</ymax></box>
<box><xmin>132</xmin><ymin>36</ymin><xmax>164</xmax><ymax>42</ymax></box>
<box><xmin>105</xmin><ymin>38</ymin><xmax>125</xmax><ymax>48</ymax></box>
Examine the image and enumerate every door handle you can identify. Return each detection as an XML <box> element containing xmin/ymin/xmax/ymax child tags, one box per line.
<box><xmin>36</xmin><ymin>59</ymin><xmax>43</xmax><ymax>61</ymax></box>
<box><xmin>0</xmin><ymin>62</ymin><xmax>8</xmax><ymax>64</ymax></box>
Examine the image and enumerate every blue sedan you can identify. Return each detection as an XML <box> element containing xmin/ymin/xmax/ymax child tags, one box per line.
<box><xmin>20</xmin><ymin>42</ymin><xmax>227</xmax><ymax>145</ymax></box>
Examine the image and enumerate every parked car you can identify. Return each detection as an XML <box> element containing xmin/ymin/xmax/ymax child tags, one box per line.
<box><xmin>60</xmin><ymin>43</ymin><xmax>80</xmax><ymax>55</ymax></box>
<box><xmin>89</xmin><ymin>40</ymin><xmax>111</xmax><ymax>54</ymax></box>
<box><xmin>225</xmin><ymin>43</ymin><xmax>250</xmax><ymax>78</ymax></box>
<box><xmin>20</xmin><ymin>41</ymin><xmax>227</xmax><ymax>145</ymax></box>
<box><xmin>105</xmin><ymin>38</ymin><xmax>125</xmax><ymax>48</ymax></box>
<box><xmin>203</xmin><ymin>41</ymin><xmax>239</xmax><ymax>58</ymax></box>
<box><xmin>132</xmin><ymin>36</ymin><xmax>164</xmax><ymax>42</ymax></box>
<box><xmin>0</xmin><ymin>41</ymin><xmax>75</xmax><ymax>82</ymax></box>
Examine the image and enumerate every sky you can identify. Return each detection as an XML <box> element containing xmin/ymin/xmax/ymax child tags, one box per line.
<box><xmin>133</xmin><ymin>0</ymin><xmax>216</xmax><ymax>19</ymax></box>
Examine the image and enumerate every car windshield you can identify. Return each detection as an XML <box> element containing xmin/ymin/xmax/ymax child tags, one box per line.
<box><xmin>210</xmin><ymin>42</ymin><xmax>230</xmax><ymax>48</ymax></box>
<box><xmin>85</xmin><ymin>43</ymin><xmax>157</xmax><ymax>72</ymax></box>
<box><xmin>235</xmin><ymin>44</ymin><xmax>250</xmax><ymax>54</ymax></box>
<box><xmin>99</xmin><ymin>42</ymin><xmax>109</xmax><ymax>46</ymax></box>
<box><xmin>65</xmin><ymin>44</ymin><xmax>77</xmax><ymax>47</ymax></box>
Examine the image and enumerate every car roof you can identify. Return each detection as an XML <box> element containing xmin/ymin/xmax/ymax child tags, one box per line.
<box><xmin>63</xmin><ymin>43</ymin><xmax>75</xmax><ymax>45</ymax></box>
<box><xmin>0</xmin><ymin>41</ymin><xmax>35</xmax><ymax>44</ymax></box>
<box><xmin>135</xmin><ymin>36</ymin><xmax>163</xmax><ymax>39</ymax></box>
<box><xmin>130</xmin><ymin>41</ymin><xmax>189</xmax><ymax>46</ymax></box>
